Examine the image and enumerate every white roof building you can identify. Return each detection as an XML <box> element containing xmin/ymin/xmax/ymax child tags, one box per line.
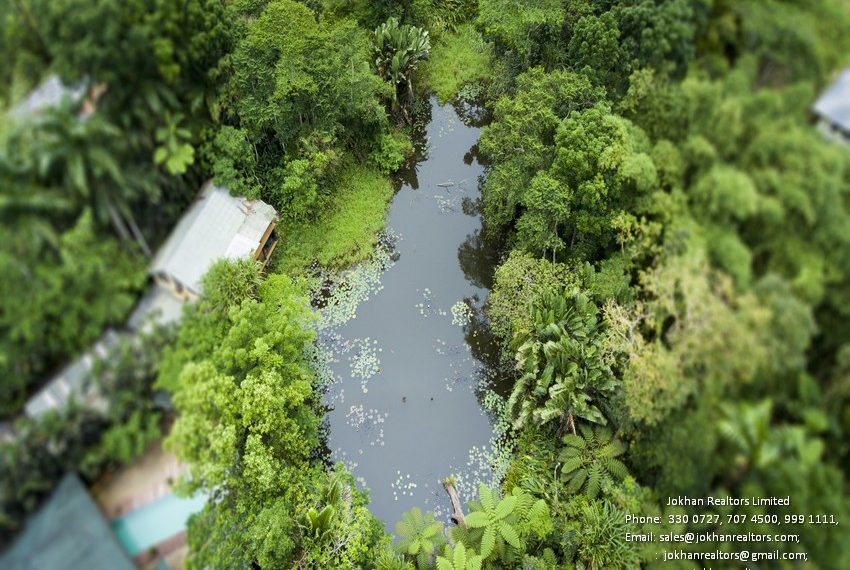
<box><xmin>128</xmin><ymin>182</ymin><xmax>279</xmax><ymax>331</ymax></box>
<box><xmin>813</xmin><ymin>68</ymin><xmax>850</xmax><ymax>144</ymax></box>
<box><xmin>149</xmin><ymin>182</ymin><xmax>278</xmax><ymax>297</ymax></box>
<box><xmin>24</xmin><ymin>182</ymin><xmax>277</xmax><ymax>417</ymax></box>
<box><xmin>24</xmin><ymin>330</ymin><xmax>119</xmax><ymax>418</ymax></box>
<box><xmin>24</xmin><ymin>184</ymin><xmax>278</xmax><ymax>418</ymax></box>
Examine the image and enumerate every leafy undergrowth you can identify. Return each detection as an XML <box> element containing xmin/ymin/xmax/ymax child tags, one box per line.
<box><xmin>274</xmin><ymin>162</ymin><xmax>394</xmax><ymax>275</ymax></box>
<box><xmin>421</xmin><ymin>24</ymin><xmax>493</xmax><ymax>104</ymax></box>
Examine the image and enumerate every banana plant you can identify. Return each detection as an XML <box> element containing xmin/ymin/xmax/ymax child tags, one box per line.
<box><xmin>298</xmin><ymin>471</ymin><xmax>350</xmax><ymax>544</ymax></box>
<box><xmin>299</xmin><ymin>504</ymin><xmax>336</xmax><ymax>542</ymax></box>
<box><xmin>508</xmin><ymin>288</ymin><xmax>616</xmax><ymax>434</ymax></box>
<box><xmin>372</xmin><ymin>17</ymin><xmax>430</xmax><ymax>118</ymax></box>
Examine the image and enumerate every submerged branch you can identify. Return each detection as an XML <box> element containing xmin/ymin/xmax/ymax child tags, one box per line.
<box><xmin>442</xmin><ymin>476</ymin><xmax>465</xmax><ymax>527</ymax></box>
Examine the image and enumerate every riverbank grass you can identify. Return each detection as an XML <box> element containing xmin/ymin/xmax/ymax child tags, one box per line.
<box><xmin>274</xmin><ymin>162</ymin><xmax>394</xmax><ymax>275</ymax></box>
<box><xmin>421</xmin><ymin>24</ymin><xmax>493</xmax><ymax>104</ymax></box>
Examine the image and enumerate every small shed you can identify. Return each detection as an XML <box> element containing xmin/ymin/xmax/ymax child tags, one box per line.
<box><xmin>149</xmin><ymin>182</ymin><xmax>278</xmax><ymax>300</ymax></box>
<box><xmin>813</xmin><ymin>68</ymin><xmax>850</xmax><ymax>144</ymax></box>
<box><xmin>0</xmin><ymin>473</ymin><xmax>135</xmax><ymax>570</ymax></box>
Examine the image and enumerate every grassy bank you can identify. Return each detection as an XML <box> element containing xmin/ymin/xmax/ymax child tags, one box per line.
<box><xmin>273</xmin><ymin>162</ymin><xmax>395</xmax><ymax>276</ymax></box>
<box><xmin>421</xmin><ymin>24</ymin><xmax>494</xmax><ymax>104</ymax></box>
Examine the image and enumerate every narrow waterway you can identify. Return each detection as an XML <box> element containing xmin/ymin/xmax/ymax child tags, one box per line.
<box><xmin>318</xmin><ymin>99</ymin><xmax>505</xmax><ymax>527</ymax></box>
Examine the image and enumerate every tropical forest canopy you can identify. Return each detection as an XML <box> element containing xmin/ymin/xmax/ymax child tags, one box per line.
<box><xmin>1</xmin><ymin>0</ymin><xmax>850</xmax><ymax>569</ymax></box>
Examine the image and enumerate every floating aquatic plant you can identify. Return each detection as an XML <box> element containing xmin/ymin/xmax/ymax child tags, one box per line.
<box><xmin>451</xmin><ymin>300</ymin><xmax>473</xmax><ymax>326</ymax></box>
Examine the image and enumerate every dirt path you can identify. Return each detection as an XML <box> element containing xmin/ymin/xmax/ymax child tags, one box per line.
<box><xmin>91</xmin><ymin>441</ymin><xmax>186</xmax><ymax>519</ymax></box>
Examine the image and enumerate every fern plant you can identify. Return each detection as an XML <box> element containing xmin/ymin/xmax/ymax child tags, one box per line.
<box><xmin>559</xmin><ymin>425</ymin><xmax>629</xmax><ymax>498</ymax></box>
<box><xmin>508</xmin><ymin>289</ymin><xmax>617</xmax><ymax>434</ymax></box>
<box><xmin>376</xmin><ymin>549</ymin><xmax>415</xmax><ymax>570</ymax></box>
<box><xmin>436</xmin><ymin>543</ymin><xmax>483</xmax><ymax>570</ymax></box>
<box><xmin>568</xmin><ymin>500</ymin><xmax>640</xmax><ymax>570</ymax></box>
<box><xmin>394</xmin><ymin>507</ymin><xmax>445</xmax><ymax>569</ymax></box>
<box><xmin>452</xmin><ymin>483</ymin><xmax>549</xmax><ymax>564</ymax></box>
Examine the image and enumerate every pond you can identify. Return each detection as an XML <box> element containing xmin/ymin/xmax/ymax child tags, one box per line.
<box><xmin>318</xmin><ymin>98</ymin><xmax>508</xmax><ymax>528</ymax></box>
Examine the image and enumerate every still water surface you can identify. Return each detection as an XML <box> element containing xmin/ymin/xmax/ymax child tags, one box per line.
<box><xmin>320</xmin><ymin>99</ymin><xmax>504</xmax><ymax>527</ymax></box>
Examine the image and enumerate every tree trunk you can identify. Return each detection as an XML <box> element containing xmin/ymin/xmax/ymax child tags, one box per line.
<box><xmin>107</xmin><ymin>203</ymin><xmax>132</xmax><ymax>242</ymax></box>
<box><xmin>126</xmin><ymin>212</ymin><xmax>152</xmax><ymax>257</ymax></box>
<box><xmin>442</xmin><ymin>478</ymin><xmax>465</xmax><ymax>527</ymax></box>
<box><xmin>560</xmin><ymin>410</ymin><xmax>576</xmax><ymax>437</ymax></box>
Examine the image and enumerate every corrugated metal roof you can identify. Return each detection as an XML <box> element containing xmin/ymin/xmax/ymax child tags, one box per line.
<box><xmin>126</xmin><ymin>284</ymin><xmax>185</xmax><ymax>332</ymax></box>
<box><xmin>0</xmin><ymin>473</ymin><xmax>135</xmax><ymax>570</ymax></box>
<box><xmin>813</xmin><ymin>68</ymin><xmax>850</xmax><ymax>133</ymax></box>
<box><xmin>150</xmin><ymin>183</ymin><xmax>276</xmax><ymax>294</ymax></box>
<box><xmin>24</xmin><ymin>330</ymin><xmax>120</xmax><ymax>418</ymax></box>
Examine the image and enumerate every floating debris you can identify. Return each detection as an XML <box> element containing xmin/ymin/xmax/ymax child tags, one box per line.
<box><xmin>435</xmin><ymin>193</ymin><xmax>459</xmax><ymax>213</ymax></box>
<box><xmin>345</xmin><ymin>338</ymin><xmax>381</xmax><ymax>393</ymax></box>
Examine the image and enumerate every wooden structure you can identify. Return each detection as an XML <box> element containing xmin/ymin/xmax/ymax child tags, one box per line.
<box><xmin>149</xmin><ymin>182</ymin><xmax>279</xmax><ymax>300</ymax></box>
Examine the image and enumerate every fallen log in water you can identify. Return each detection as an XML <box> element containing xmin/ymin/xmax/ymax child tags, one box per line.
<box><xmin>442</xmin><ymin>476</ymin><xmax>465</xmax><ymax>526</ymax></box>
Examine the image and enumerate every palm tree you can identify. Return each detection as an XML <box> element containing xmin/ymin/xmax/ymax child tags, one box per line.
<box><xmin>0</xmin><ymin>133</ymin><xmax>77</xmax><ymax>255</ymax></box>
<box><xmin>717</xmin><ymin>398</ymin><xmax>791</xmax><ymax>477</ymax></box>
<box><xmin>559</xmin><ymin>425</ymin><xmax>629</xmax><ymax>499</ymax></box>
<box><xmin>30</xmin><ymin>101</ymin><xmax>152</xmax><ymax>255</ymax></box>
<box><xmin>461</xmin><ymin>485</ymin><xmax>520</xmax><ymax>560</ymax></box>
<box><xmin>0</xmin><ymin>181</ymin><xmax>72</xmax><ymax>256</ymax></box>
<box><xmin>717</xmin><ymin>399</ymin><xmax>781</xmax><ymax>473</ymax></box>
<box><xmin>718</xmin><ymin>399</ymin><xmax>827</xmax><ymax>488</ymax></box>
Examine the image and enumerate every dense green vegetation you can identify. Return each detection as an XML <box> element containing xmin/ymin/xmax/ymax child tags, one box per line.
<box><xmin>473</xmin><ymin>1</ymin><xmax>850</xmax><ymax>567</ymax></box>
<box><xmin>160</xmin><ymin>263</ymin><xmax>387</xmax><ymax>567</ymax></box>
<box><xmin>3</xmin><ymin>0</ymin><xmax>850</xmax><ymax>568</ymax></box>
<box><xmin>421</xmin><ymin>24</ymin><xmax>494</xmax><ymax>104</ymax></box>
<box><xmin>273</xmin><ymin>162</ymin><xmax>396</xmax><ymax>274</ymax></box>
<box><xmin>0</xmin><ymin>0</ymin><xmax>231</xmax><ymax>414</ymax></box>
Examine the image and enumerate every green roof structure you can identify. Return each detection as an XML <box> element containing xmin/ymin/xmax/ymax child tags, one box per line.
<box><xmin>0</xmin><ymin>473</ymin><xmax>135</xmax><ymax>570</ymax></box>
